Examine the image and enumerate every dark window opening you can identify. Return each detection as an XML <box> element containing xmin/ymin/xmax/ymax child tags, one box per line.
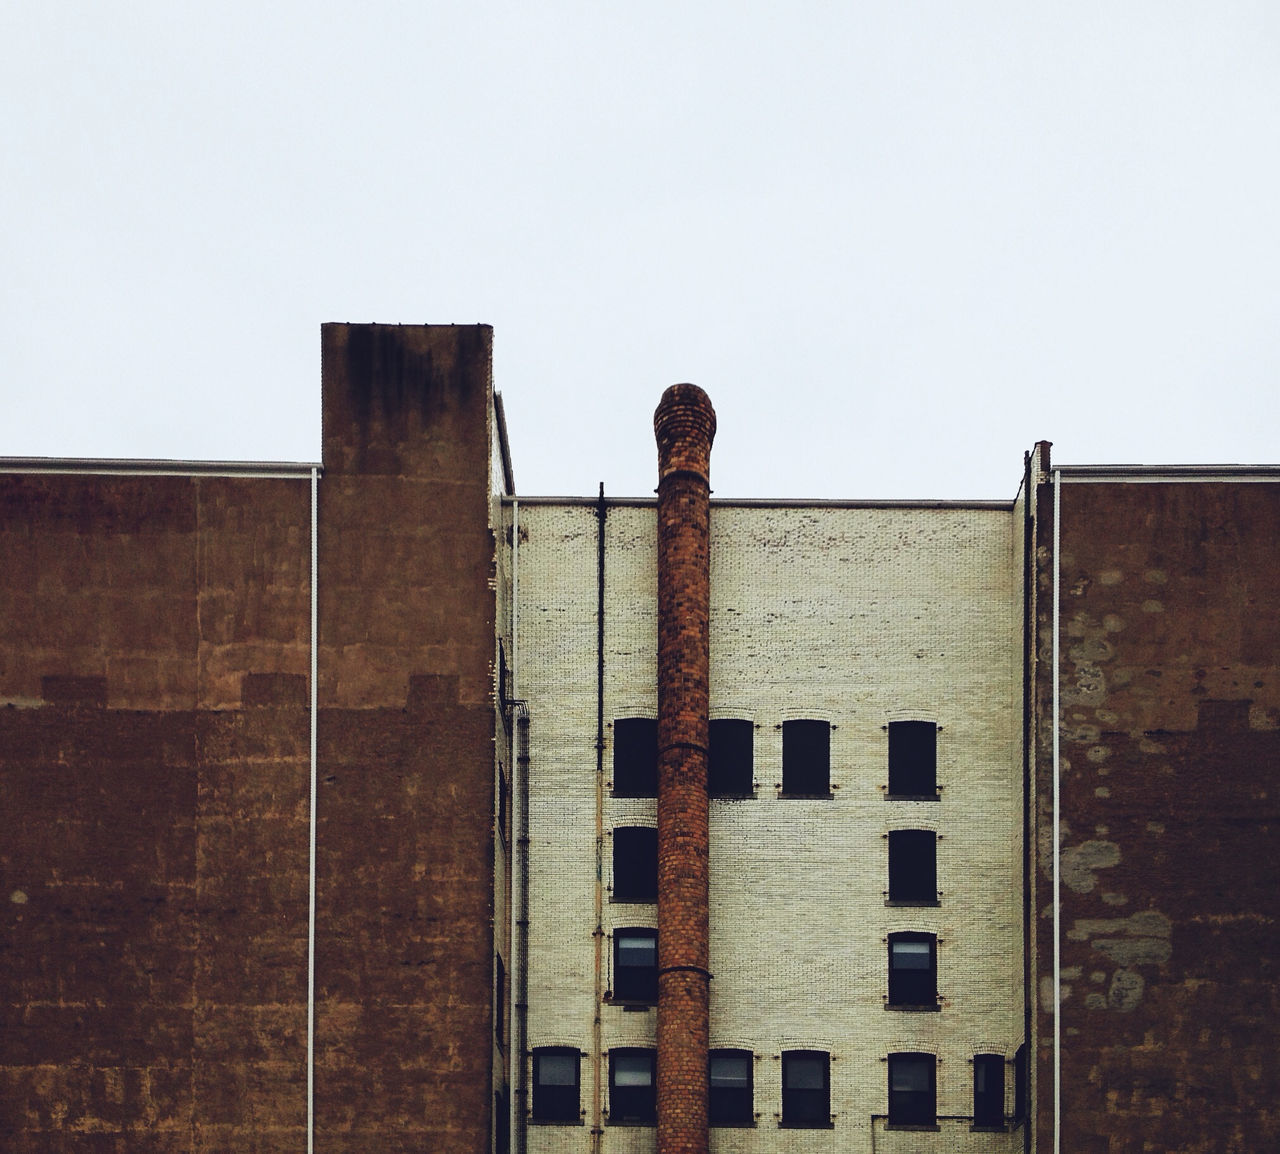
<box><xmin>709</xmin><ymin>1049</ymin><xmax>753</xmax><ymax>1126</ymax></box>
<box><xmin>888</xmin><ymin>933</ymin><xmax>937</xmax><ymax>1007</ymax></box>
<box><xmin>613</xmin><ymin>929</ymin><xmax>657</xmax><ymax>1003</ymax></box>
<box><xmin>613</xmin><ymin>718</ymin><xmax>657</xmax><ymax>797</ymax></box>
<box><xmin>612</xmin><ymin>827</ymin><xmax>658</xmax><ymax>903</ymax></box>
<box><xmin>888</xmin><ymin>720</ymin><xmax>937</xmax><ymax>797</ymax></box>
<box><xmin>609</xmin><ymin>1048</ymin><xmax>656</xmax><ymax>1124</ymax></box>
<box><xmin>781</xmin><ymin>1050</ymin><xmax>829</xmax><ymax>1127</ymax></box>
<box><xmin>709</xmin><ymin>719</ymin><xmax>753</xmax><ymax>796</ymax></box>
<box><xmin>888</xmin><ymin>1052</ymin><xmax>936</xmax><ymax>1127</ymax></box>
<box><xmin>888</xmin><ymin>830</ymin><xmax>937</xmax><ymax>903</ymax></box>
<box><xmin>532</xmin><ymin>1047</ymin><xmax>580</xmax><ymax>1122</ymax></box>
<box><xmin>782</xmin><ymin>720</ymin><xmax>830</xmax><ymax>796</ymax></box>
<box><xmin>973</xmin><ymin>1053</ymin><xmax>1005</xmax><ymax>1128</ymax></box>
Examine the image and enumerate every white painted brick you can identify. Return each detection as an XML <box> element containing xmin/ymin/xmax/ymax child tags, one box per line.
<box><xmin>517</xmin><ymin>501</ymin><xmax>1025</xmax><ymax>1152</ymax></box>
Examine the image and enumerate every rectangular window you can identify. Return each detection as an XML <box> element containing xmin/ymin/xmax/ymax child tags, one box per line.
<box><xmin>782</xmin><ymin>720</ymin><xmax>830</xmax><ymax>796</ymax></box>
<box><xmin>709</xmin><ymin>719</ymin><xmax>753</xmax><ymax>796</ymax></box>
<box><xmin>888</xmin><ymin>720</ymin><xmax>937</xmax><ymax>797</ymax></box>
<box><xmin>888</xmin><ymin>829</ymin><xmax>937</xmax><ymax>903</ymax></box>
<box><xmin>609</xmin><ymin>1048</ymin><xmax>656</xmax><ymax>1124</ymax></box>
<box><xmin>781</xmin><ymin>1050</ymin><xmax>829</xmax><ymax>1127</ymax></box>
<box><xmin>888</xmin><ymin>1052</ymin><xmax>936</xmax><ymax>1127</ymax></box>
<box><xmin>612</xmin><ymin>826</ymin><xmax>658</xmax><ymax>903</ymax></box>
<box><xmin>974</xmin><ymin>1053</ymin><xmax>1004</xmax><ymax>1127</ymax></box>
<box><xmin>709</xmin><ymin>1049</ymin><xmax>753</xmax><ymax>1126</ymax></box>
<box><xmin>613</xmin><ymin>929</ymin><xmax>657</xmax><ymax>1003</ymax></box>
<box><xmin>613</xmin><ymin>718</ymin><xmax>658</xmax><ymax>797</ymax></box>
<box><xmin>532</xmin><ymin>1047</ymin><xmax>580</xmax><ymax>1122</ymax></box>
<box><xmin>888</xmin><ymin>933</ymin><xmax>937</xmax><ymax>1008</ymax></box>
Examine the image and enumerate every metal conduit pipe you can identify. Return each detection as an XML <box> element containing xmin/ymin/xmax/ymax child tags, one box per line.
<box><xmin>653</xmin><ymin>385</ymin><xmax>716</xmax><ymax>1154</ymax></box>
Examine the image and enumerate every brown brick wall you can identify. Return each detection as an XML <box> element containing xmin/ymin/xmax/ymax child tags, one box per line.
<box><xmin>315</xmin><ymin>324</ymin><xmax>497</xmax><ymax>1151</ymax></box>
<box><xmin>654</xmin><ymin>384</ymin><xmax>715</xmax><ymax>1154</ymax></box>
<box><xmin>0</xmin><ymin>474</ymin><xmax>311</xmax><ymax>1151</ymax></box>
<box><xmin>1034</xmin><ymin>480</ymin><xmax>1280</xmax><ymax>1152</ymax></box>
<box><xmin>0</xmin><ymin>323</ymin><xmax>500</xmax><ymax>1151</ymax></box>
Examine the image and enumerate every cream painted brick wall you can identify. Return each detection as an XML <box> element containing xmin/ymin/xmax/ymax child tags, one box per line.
<box><xmin>518</xmin><ymin>501</ymin><xmax>1023</xmax><ymax>1153</ymax></box>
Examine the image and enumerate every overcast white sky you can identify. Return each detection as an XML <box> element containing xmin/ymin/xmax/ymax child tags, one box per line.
<box><xmin>3</xmin><ymin>2</ymin><xmax>1277</xmax><ymax>498</ymax></box>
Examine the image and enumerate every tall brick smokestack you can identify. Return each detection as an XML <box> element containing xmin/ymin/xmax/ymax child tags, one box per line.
<box><xmin>654</xmin><ymin>384</ymin><xmax>716</xmax><ymax>1154</ymax></box>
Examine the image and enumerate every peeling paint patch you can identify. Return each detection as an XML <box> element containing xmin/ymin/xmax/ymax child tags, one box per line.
<box><xmin>1100</xmin><ymin>570</ymin><xmax>1124</xmax><ymax>585</ymax></box>
<box><xmin>10</xmin><ymin>890</ymin><xmax>28</xmax><ymax>904</ymax></box>
<box><xmin>1061</xmin><ymin>840</ymin><xmax>1121</xmax><ymax>893</ymax></box>
<box><xmin>1093</xmin><ymin>937</ymin><xmax>1172</xmax><ymax>965</ymax></box>
<box><xmin>1102</xmin><ymin>893</ymin><xmax>1128</xmax><ymax>906</ymax></box>
<box><xmin>1141</xmin><ymin>600</ymin><xmax>1165</xmax><ymax>614</ymax></box>
<box><xmin>1108</xmin><ymin>969</ymin><xmax>1145</xmax><ymax>1011</ymax></box>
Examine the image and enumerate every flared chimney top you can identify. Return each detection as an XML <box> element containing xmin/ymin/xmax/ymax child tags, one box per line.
<box><xmin>654</xmin><ymin>384</ymin><xmax>716</xmax><ymax>481</ymax></box>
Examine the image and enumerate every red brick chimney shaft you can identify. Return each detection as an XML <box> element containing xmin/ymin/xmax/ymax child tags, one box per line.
<box><xmin>654</xmin><ymin>384</ymin><xmax>716</xmax><ymax>1154</ymax></box>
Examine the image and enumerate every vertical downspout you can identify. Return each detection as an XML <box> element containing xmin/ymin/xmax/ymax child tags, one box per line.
<box><xmin>307</xmin><ymin>466</ymin><xmax>318</xmax><ymax>1154</ymax></box>
<box><xmin>1051</xmin><ymin>468</ymin><xmax>1062</xmax><ymax>1154</ymax></box>
<box><xmin>591</xmin><ymin>484</ymin><xmax>607</xmax><ymax>1151</ymax></box>
<box><xmin>654</xmin><ymin>385</ymin><xmax>716</xmax><ymax>1154</ymax></box>
<box><xmin>510</xmin><ymin>499</ymin><xmax>529</xmax><ymax>1154</ymax></box>
<box><xmin>1020</xmin><ymin>451</ymin><xmax>1034</xmax><ymax>1154</ymax></box>
<box><xmin>513</xmin><ymin>704</ymin><xmax>530</xmax><ymax>1154</ymax></box>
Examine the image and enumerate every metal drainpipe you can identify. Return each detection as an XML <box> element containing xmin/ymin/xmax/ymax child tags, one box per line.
<box><xmin>591</xmin><ymin>483</ymin><xmax>607</xmax><ymax>1150</ymax></box>
<box><xmin>509</xmin><ymin>497</ymin><xmax>531</xmax><ymax>1154</ymax></box>
<box><xmin>1052</xmin><ymin>467</ymin><xmax>1062</xmax><ymax>1154</ymax></box>
<box><xmin>513</xmin><ymin>704</ymin><xmax>531</xmax><ymax>1154</ymax></box>
<box><xmin>654</xmin><ymin>385</ymin><xmax>716</xmax><ymax>1154</ymax></box>
<box><xmin>307</xmin><ymin>466</ymin><xmax>318</xmax><ymax>1154</ymax></box>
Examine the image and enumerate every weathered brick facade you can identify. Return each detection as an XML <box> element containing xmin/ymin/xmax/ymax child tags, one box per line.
<box><xmin>1032</xmin><ymin>474</ymin><xmax>1280</xmax><ymax>1152</ymax></box>
<box><xmin>3</xmin><ymin>323</ymin><xmax>1277</xmax><ymax>1154</ymax></box>
<box><xmin>1</xmin><ymin>324</ymin><xmax>506</xmax><ymax>1151</ymax></box>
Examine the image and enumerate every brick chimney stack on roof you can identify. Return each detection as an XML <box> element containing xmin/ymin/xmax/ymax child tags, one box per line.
<box><xmin>654</xmin><ymin>384</ymin><xmax>716</xmax><ymax>1154</ymax></box>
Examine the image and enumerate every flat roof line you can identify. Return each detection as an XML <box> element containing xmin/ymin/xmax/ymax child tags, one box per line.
<box><xmin>0</xmin><ymin>457</ymin><xmax>322</xmax><ymax>478</ymax></box>
<box><xmin>504</xmin><ymin>495</ymin><xmax>1015</xmax><ymax>510</ymax></box>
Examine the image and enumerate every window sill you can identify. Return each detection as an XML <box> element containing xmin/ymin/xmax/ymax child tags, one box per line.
<box><xmin>971</xmin><ymin>1123</ymin><xmax>1009</xmax><ymax>1132</ymax></box>
<box><xmin>605</xmin><ymin>998</ymin><xmax>655</xmax><ymax>1011</ymax></box>
<box><xmin>608</xmin><ymin>896</ymin><xmax>657</xmax><ymax>905</ymax></box>
<box><xmin>885</xmin><ymin>1123</ymin><xmax>941</xmax><ymax>1131</ymax></box>
<box><xmin>709</xmin><ymin>791</ymin><xmax>756</xmax><ymax>801</ymax></box>
<box><xmin>885</xmin><ymin>793</ymin><xmax>941</xmax><ymax>802</ymax></box>
<box><xmin>610</xmin><ymin>791</ymin><xmax>657</xmax><ymax>800</ymax></box>
<box><xmin>885</xmin><ymin>898</ymin><xmax>940</xmax><ymax>907</ymax></box>
<box><xmin>884</xmin><ymin>1003</ymin><xmax>941</xmax><ymax>1012</ymax></box>
<box><xmin>777</xmin><ymin>792</ymin><xmax>835</xmax><ymax>800</ymax></box>
<box><xmin>607</xmin><ymin>1118</ymin><xmax>656</xmax><ymax>1127</ymax></box>
<box><xmin>710</xmin><ymin>1120</ymin><xmax>757</xmax><ymax>1129</ymax></box>
<box><xmin>778</xmin><ymin>1120</ymin><xmax>835</xmax><ymax>1129</ymax></box>
<box><xmin>528</xmin><ymin>1117</ymin><xmax>584</xmax><ymax>1126</ymax></box>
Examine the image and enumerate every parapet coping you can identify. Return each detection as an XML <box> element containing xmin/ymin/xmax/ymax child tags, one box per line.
<box><xmin>1056</xmin><ymin>464</ymin><xmax>1280</xmax><ymax>482</ymax></box>
<box><xmin>0</xmin><ymin>457</ymin><xmax>322</xmax><ymax>478</ymax></box>
<box><xmin>505</xmin><ymin>495</ymin><xmax>1015</xmax><ymax>510</ymax></box>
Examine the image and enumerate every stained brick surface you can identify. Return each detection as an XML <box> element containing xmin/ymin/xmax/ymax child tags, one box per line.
<box><xmin>1034</xmin><ymin>480</ymin><xmax>1280</xmax><ymax>1153</ymax></box>
<box><xmin>1</xmin><ymin>323</ymin><xmax>502</xmax><ymax>1151</ymax></box>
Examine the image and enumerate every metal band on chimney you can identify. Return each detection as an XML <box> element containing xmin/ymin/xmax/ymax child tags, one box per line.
<box><xmin>653</xmin><ymin>383</ymin><xmax>716</xmax><ymax>1154</ymax></box>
